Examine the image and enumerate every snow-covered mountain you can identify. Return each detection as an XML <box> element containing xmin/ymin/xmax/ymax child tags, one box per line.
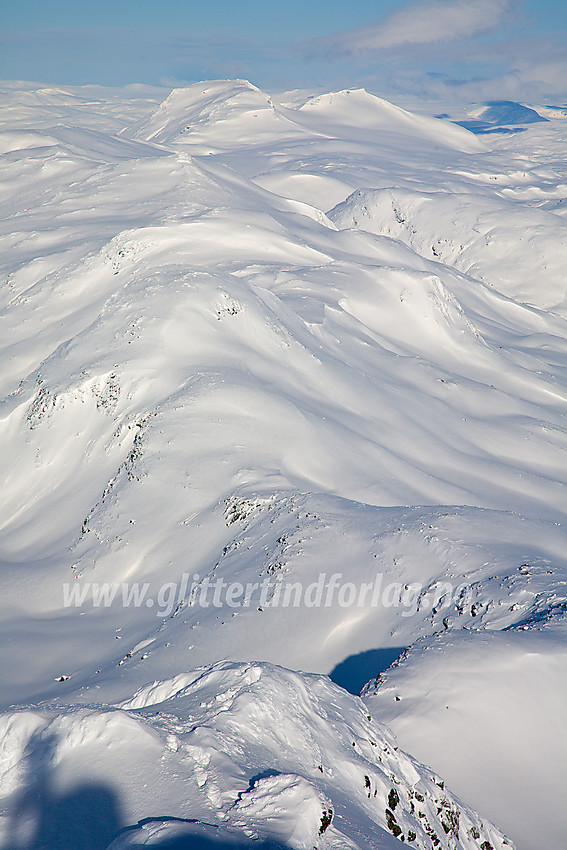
<box><xmin>1</xmin><ymin>661</ymin><xmax>512</xmax><ymax>850</ymax></box>
<box><xmin>1</xmin><ymin>79</ymin><xmax>566</xmax><ymax>850</ymax></box>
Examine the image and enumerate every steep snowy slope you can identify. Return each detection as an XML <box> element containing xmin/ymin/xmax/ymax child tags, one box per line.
<box><xmin>363</xmin><ymin>628</ymin><xmax>567</xmax><ymax>850</ymax></box>
<box><xmin>0</xmin><ymin>662</ymin><xmax>512</xmax><ymax>850</ymax></box>
<box><xmin>1</xmin><ymin>80</ymin><xmax>566</xmax><ymax>850</ymax></box>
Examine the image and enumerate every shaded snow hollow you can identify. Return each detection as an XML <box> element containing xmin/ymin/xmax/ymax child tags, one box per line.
<box><xmin>1</xmin><ymin>78</ymin><xmax>567</xmax><ymax>850</ymax></box>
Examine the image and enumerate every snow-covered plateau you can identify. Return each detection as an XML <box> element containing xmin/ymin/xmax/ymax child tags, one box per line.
<box><xmin>0</xmin><ymin>79</ymin><xmax>566</xmax><ymax>850</ymax></box>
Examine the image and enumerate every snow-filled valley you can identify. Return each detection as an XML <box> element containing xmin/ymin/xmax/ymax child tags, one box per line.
<box><xmin>0</xmin><ymin>79</ymin><xmax>566</xmax><ymax>850</ymax></box>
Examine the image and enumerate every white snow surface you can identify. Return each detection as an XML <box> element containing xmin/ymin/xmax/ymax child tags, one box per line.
<box><xmin>0</xmin><ymin>661</ymin><xmax>510</xmax><ymax>850</ymax></box>
<box><xmin>1</xmin><ymin>79</ymin><xmax>566</xmax><ymax>850</ymax></box>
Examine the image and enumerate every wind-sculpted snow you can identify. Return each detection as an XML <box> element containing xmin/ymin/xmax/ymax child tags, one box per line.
<box><xmin>0</xmin><ymin>79</ymin><xmax>566</xmax><ymax>850</ymax></box>
<box><xmin>328</xmin><ymin>186</ymin><xmax>567</xmax><ymax>311</ymax></box>
<box><xmin>0</xmin><ymin>662</ymin><xmax>512</xmax><ymax>850</ymax></box>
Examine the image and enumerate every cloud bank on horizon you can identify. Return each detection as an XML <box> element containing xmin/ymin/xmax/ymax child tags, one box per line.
<box><xmin>303</xmin><ymin>0</ymin><xmax>567</xmax><ymax>103</ymax></box>
<box><xmin>0</xmin><ymin>0</ymin><xmax>566</xmax><ymax>103</ymax></box>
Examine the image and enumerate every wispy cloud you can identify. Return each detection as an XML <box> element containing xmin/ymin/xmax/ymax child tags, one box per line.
<box><xmin>400</xmin><ymin>33</ymin><xmax>567</xmax><ymax>102</ymax></box>
<box><xmin>308</xmin><ymin>0</ymin><xmax>515</xmax><ymax>56</ymax></box>
<box><xmin>329</xmin><ymin>33</ymin><xmax>567</xmax><ymax>105</ymax></box>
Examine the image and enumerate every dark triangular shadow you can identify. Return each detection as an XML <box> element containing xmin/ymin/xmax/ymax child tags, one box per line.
<box><xmin>329</xmin><ymin>647</ymin><xmax>405</xmax><ymax>695</ymax></box>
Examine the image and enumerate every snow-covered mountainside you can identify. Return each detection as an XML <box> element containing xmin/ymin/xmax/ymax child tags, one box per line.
<box><xmin>1</xmin><ymin>661</ymin><xmax>511</xmax><ymax>850</ymax></box>
<box><xmin>1</xmin><ymin>79</ymin><xmax>566</xmax><ymax>850</ymax></box>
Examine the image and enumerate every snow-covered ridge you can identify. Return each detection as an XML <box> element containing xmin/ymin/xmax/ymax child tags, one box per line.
<box><xmin>328</xmin><ymin>186</ymin><xmax>567</xmax><ymax>311</ymax></box>
<box><xmin>1</xmin><ymin>79</ymin><xmax>566</xmax><ymax>850</ymax></box>
<box><xmin>1</xmin><ymin>661</ymin><xmax>512</xmax><ymax>850</ymax></box>
<box><xmin>130</xmin><ymin>81</ymin><xmax>482</xmax><ymax>154</ymax></box>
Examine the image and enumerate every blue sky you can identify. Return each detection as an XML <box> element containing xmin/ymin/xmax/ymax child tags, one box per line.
<box><xmin>1</xmin><ymin>0</ymin><xmax>566</xmax><ymax>102</ymax></box>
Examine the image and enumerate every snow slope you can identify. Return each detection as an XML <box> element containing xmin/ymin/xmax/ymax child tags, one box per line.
<box><xmin>1</xmin><ymin>79</ymin><xmax>566</xmax><ymax>850</ymax></box>
<box><xmin>328</xmin><ymin>185</ymin><xmax>567</xmax><ymax>310</ymax></box>
<box><xmin>0</xmin><ymin>661</ymin><xmax>511</xmax><ymax>850</ymax></box>
<box><xmin>363</xmin><ymin>628</ymin><xmax>567</xmax><ymax>850</ymax></box>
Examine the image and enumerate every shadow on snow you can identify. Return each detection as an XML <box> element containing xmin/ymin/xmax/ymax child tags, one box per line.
<box><xmin>329</xmin><ymin>647</ymin><xmax>405</xmax><ymax>695</ymax></box>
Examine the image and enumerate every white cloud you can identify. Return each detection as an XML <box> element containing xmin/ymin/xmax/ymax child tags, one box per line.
<box><xmin>422</xmin><ymin>37</ymin><xmax>567</xmax><ymax>102</ymax></box>
<box><xmin>311</xmin><ymin>0</ymin><xmax>514</xmax><ymax>56</ymax></box>
<box><xmin>357</xmin><ymin>45</ymin><xmax>567</xmax><ymax>105</ymax></box>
